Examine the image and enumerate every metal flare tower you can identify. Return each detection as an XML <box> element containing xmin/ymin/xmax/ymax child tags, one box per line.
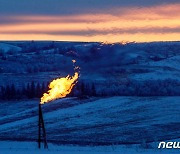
<box><xmin>38</xmin><ymin>104</ymin><xmax>48</xmax><ymax>149</ymax></box>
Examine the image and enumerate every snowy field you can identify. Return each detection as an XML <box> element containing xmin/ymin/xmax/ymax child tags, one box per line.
<box><xmin>0</xmin><ymin>41</ymin><xmax>179</xmax><ymax>153</ymax></box>
<box><xmin>0</xmin><ymin>96</ymin><xmax>179</xmax><ymax>153</ymax></box>
<box><xmin>0</xmin><ymin>140</ymin><xmax>179</xmax><ymax>154</ymax></box>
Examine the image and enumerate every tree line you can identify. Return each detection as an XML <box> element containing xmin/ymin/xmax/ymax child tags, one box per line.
<box><xmin>0</xmin><ymin>81</ymin><xmax>97</xmax><ymax>100</ymax></box>
<box><xmin>0</xmin><ymin>79</ymin><xmax>180</xmax><ymax>101</ymax></box>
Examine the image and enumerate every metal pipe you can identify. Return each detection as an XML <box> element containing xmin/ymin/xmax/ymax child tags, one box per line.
<box><xmin>38</xmin><ymin>103</ymin><xmax>48</xmax><ymax>149</ymax></box>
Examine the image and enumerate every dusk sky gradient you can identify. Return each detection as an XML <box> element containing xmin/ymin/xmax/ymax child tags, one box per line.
<box><xmin>0</xmin><ymin>0</ymin><xmax>180</xmax><ymax>42</ymax></box>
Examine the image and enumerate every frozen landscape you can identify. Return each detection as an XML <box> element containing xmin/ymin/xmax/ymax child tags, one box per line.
<box><xmin>1</xmin><ymin>0</ymin><xmax>180</xmax><ymax>153</ymax></box>
<box><xmin>0</xmin><ymin>96</ymin><xmax>179</xmax><ymax>153</ymax></box>
<box><xmin>1</xmin><ymin>140</ymin><xmax>179</xmax><ymax>154</ymax></box>
<box><xmin>0</xmin><ymin>41</ymin><xmax>180</xmax><ymax>98</ymax></box>
<box><xmin>0</xmin><ymin>41</ymin><xmax>180</xmax><ymax>153</ymax></box>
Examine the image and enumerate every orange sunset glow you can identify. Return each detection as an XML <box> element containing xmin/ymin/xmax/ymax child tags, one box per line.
<box><xmin>0</xmin><ymin>2</ymin><xmax>180</xmax><ymax>42</ymax></box>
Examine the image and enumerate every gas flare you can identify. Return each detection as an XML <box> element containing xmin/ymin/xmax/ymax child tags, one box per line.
<box><xmin>40</xmin><ymin>60</ymin><xmax>79</xmax><ymax>104</ymax></box>
<box><xmin>72</xmin><ymin>59</ymin><xmax>76</xmax><ymax>63</ymax></box>
<box><xmin>40</xmin><ymin>72</ymin><xmax>79</xmax><ymax>104</ymax></box>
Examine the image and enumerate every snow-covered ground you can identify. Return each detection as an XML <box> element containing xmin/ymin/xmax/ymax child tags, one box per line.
<box><xmin>0</xmin><ymin>41</ymin><xmax>180</xmax><ymax>153</ymax></box>
<box><xmin>132</xmin><ymin>55</ymin><xmax>180</xmax><ymax>81</ymax></box>
<box><xmin>0</xmin><ymin>42</ymin><xmax>21</xmax><ymax>53</ymax></box>
<box><xmin>0</xmin><ymin>41</ymin><xmax>180</xmax><ymax>86</ymax></box>
<box><xmin>0</xmin><ymin>140</ymin><xmax>179</xmax><ymax>154</ymax></box>
<box><xmin>0</xmin><ymin>97</ymin><xmax>179</xmax><ymax>153</ymax></box>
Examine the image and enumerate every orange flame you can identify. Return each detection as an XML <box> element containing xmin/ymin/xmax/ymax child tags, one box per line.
<box><xmin>72</xmin><ymin>60</ymin><xmax>76</xmax><ymax>63</ymax></box>
<box><xmin>40</xmin><ymin>72</ymin><xmax>79</xmax><ymax>104</ymax></box>
<box><xmin>40</xmin><ymin>60</ymin><xmax>80</xmax><ymax>104</ymax></box>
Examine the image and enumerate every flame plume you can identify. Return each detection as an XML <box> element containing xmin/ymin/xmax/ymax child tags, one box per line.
<box><xmin>40</xmin><ymin>60</ymin><xmax>79</xmax><ymax>104</ymax></box>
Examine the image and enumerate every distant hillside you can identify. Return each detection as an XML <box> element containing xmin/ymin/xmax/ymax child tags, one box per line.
<box><xmin>0</xmin><ymin>96</ymin><xmax>179</xmax><ymax>145</ymax></box>
<box><xmin>0</xmin><ymin>42</ymin><xmax>22</xmax><ymax>53</ymax></box>
<box><xmin>0</xmin><ymin>41</ymin><xmax>180</xmax><ymax>98</ymax></box>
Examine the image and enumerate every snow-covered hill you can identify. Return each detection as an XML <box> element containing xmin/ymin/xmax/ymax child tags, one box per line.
<box><xmin>0</xmin><ymin>41</ymin><xmax>179</xmax><ymax>153</ymax></box>
<box><xmin>0</xmin><ymin>96</ymin><xmax>179</xmax><ymax>147</ymax></box>
<box><xmin>0</xmin><ymin>41</ymin><xmax>180</xmax><ymax>96</ymax></box>
<box><xmin>0</xmin><ymin>42</ymin><xmax>22</xmax><ymax>53</ymax></box>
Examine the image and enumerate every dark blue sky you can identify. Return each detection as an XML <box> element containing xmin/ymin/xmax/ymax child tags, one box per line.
<box><xmin>0</xmin><ymin>0</ymin><xmax>179</xmax><ymax>15</ymax></box>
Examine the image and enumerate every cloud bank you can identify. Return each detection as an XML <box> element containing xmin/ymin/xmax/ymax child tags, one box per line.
<box><xmin>0</xmin><ymin>1</ymin><xmax>179</xmax><ymax>42</ymax></box>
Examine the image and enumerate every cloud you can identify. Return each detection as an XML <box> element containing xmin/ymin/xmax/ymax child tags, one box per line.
<box><xmin>0</xmin><ymin>0</ymin><xmax>179</xmax><ymax>16</ymax></box>
<box><xmin>1</xmin><ymin>27</ymin><xmax>180</xmax><ymax>36</ymax></box>
<box><xmin>0</xmin><ymin>14</ymin><xmax>113</xmax><ymax>25</ymax></box>
<box><xmin>0</xmin><ymin>2</ymin><xmax>179</xmax><ymax>42</ymax></box>
<box><xmin>0</xmin><ymin>3</ymin><xmax>179</xmax><ymax>25</ymax></box>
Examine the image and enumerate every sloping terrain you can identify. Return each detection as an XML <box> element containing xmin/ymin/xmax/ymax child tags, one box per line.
<box><xmin>0</xmin><ymin>42</ymin><xmax>22</xmax><ymax>53</ymax></box>
<box><xmin>0</xmin><ymin>41</ymin><xmax>180</xmax><ymax>92</ymax></box>
<box><xmin>0</xmin><ymin>96</ymin><xmax>179</xmax><ymax>146</ymax></box>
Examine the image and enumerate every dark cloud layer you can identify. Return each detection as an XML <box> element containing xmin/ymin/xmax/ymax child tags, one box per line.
<box><xmin>0</xmin><ymin>0</ymin><xmax>179</xmax><ymax>42</ymax></box>
<box><xmin>0</xmin><ymin>0</ymin><xmax>179</xmax><ymax>15</ymax></box>
<box><xmin>0</xmin><ymin>15</ymin><xmax>107</xmax><ymax>25</ymax></box>
<box><xmin>1</xmin><ymin>27</ymin><xmax>180</xmax><ymax>36</ymax></box>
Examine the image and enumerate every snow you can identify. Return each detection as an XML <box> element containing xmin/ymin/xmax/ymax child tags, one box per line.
<box><xmin>0</xmin><ymin>43</ymin><xmax>21</xmax><ymax>53</ymax></box>
<box><xmin>147</xmin><ymin>55</ymin><xmax>180</xmax><ymax>71</ymax></box>
<box><xmin>0</xmin><ymin>97</ymin><xmax>179</xmax><ymax>148</ymax></box>
<box><xmin>0</xmin><ymin>41</ymin><xmax>180</xmax><ymax>89</ymax></box>
<box><xmin>130</xmin><ymin>55</ymin><xmax>180</xmax><ymax>81</ymax></box>
<box><xmin>0</xmin><ymin>140</ymin><xmax>178</xmax><ymax>154</ymax></box>
<box><xmin>0</xmin><ymin>41</ymin><xmax>180</xmax><ymax>153</ymax></box>
<box><xmin>131</xmin><ymin>69</ymin><xmax>180</xmax><ymax>81</ymax></box>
